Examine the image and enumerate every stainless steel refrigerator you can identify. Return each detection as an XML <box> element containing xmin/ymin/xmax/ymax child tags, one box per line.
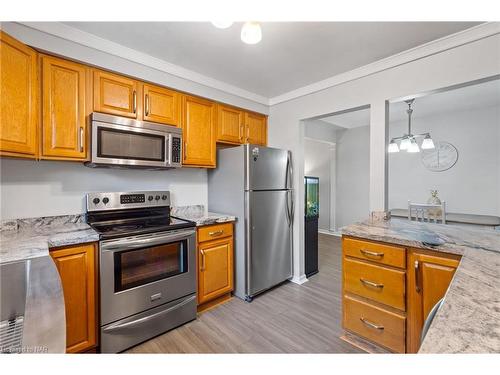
<box><xmin>208</xmin><ymin>144</ymin><xmax>294</xmax><ymax>302</ymax></box>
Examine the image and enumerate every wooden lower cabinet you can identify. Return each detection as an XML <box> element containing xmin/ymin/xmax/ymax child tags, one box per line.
<box><xmin>50</xmin><ymin>243</ymin><xmax>97</xmax><ymax>353</ymax></box>
<box><xmin>197</xmin><ymin>223</ymin><xmax>234</xmax><ymax>310</ymax></box>
<box><xmin>342</xmin><ymin>236</ymin><xmax>461</xmax><ymax>353</ymax></box>
<box><xmin>406</xmin><ymin>249</ymin><xmax>460</xmax><ymax>353</ymax></box>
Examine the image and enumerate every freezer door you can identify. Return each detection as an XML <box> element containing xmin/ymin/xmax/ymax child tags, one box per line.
<box><xmin>245</xmin><ymin>145</ymin><xmax>292</xmax><ymax>190</ymax></box>
<box><xmin>246</xmin><ymin>190</ymin><xmax>293</xmax><ymax>297</ymax></box>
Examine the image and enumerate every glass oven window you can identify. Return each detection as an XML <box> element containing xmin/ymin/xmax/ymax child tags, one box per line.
<box><xmin>98</xmin><ymin>127</ymin><xmax>165</xmax><ymax>162</ymax></box>
<box><xmin>114</xmin><ymin>240</ymin><xmax>187</xmax><ymax>292</ymax></box>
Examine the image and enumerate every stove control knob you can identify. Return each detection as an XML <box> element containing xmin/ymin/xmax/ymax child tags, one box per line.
<box><xmin>148</xmin><ymin>195</ymin><xmax>154</xmax><ymax>201</ymax></box>
<box><xmin>102</xmin><ymin>197</ymin><xmax>109</xmax><ymax>204</ymax></box>
<box><xmin>162</xmin><ymin>195</ymin><xmax>168</xmax><ymax>200</ymax></box>
<box><xmin>155</xmin><ymin>195</ymin><xmax>160</xmax><ymax>201</ymax></box>
<box><xmin>92</xmin><ymin>198</ymin><xmax>100</xmax><ymax>205</ymax></box>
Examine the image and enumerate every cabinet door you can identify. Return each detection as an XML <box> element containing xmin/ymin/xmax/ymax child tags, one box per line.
<box><xmin>143</xmin><ymin>83</ymin><xmax>180</xmax><ymax>126</ymax></box>
<box><xmin>41</xmin><ymin>55</ymin><xmax>89</xmax><ymax>160</ymax></box>
<box><xmin>50</xmin><ymin>243</ymin><xmax>97</xmax><ymax>353</ymax></box>
<box><xmin>406</xmin><ymin>250</ymin><xmax>460</xmax><ymax>353</ymax></box>
<box><xmin>245</xmin><ymin>111</ymin><xmax>267</xmax><ymax>146</ymax></box>
<box><xmin>93</xmin><ymin>70</ymin><xmax>139</xmax><ymax>118</ymax></box>
<box><xmin>198</xmin><ymin>237</ymin><xmax>233</xmax><ymax>305</ymax></box>
<box><xmin>0</xmin><ymin>31</ymin><xmax>38</xmax><ymax>158</ymax></box>
<box><xmin>182</xmin><ymin>95</ymin><xmax>216</xmax><ymax>167</ymax></box>
<box><xmin>216</xmin><ymin>104</ymin><xmax>244</xmax><ymax>144</ymax></box>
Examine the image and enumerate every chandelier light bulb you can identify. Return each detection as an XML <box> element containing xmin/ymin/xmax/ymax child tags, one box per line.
<box><xmin>388</xmin><ymin>140</ymin><xmax>400</xmax><ymax>153</ymax></box>
<box><xmin>399</xmin><ymin>136</ymin><xmax>411</xmax><ymax>151</ymax></box>
<box><xmin>421</xmin><ymin>135</ymin><xmax>435</xmax><ymax>150</ymax></box>
<box><xmin>241</xmin><ymin>22</ymin><xmax>262</xmax><ymax>44</ymax></box>
<box><xmin>407</xmin><ymin>139</ymin><xmax>420</xmax><ymax>153</ymax></box>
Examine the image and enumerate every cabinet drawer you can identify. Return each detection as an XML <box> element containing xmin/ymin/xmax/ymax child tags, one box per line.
<box><xmin>343</xmin><ymin>237</ymin><xmax>406</xmax><ymax>269</ymax></box>
<box><xmin>343</xmin><ymin>295</ymin><xmax>406</xmax><ymax>353</ymax></box>
<box><xmin>198</xmin><ymin>223</ymin><xmax>233</xmax><ymax>243</ymax></box>
<box><xmin>344</xmin><ymin>258</ymin><xmax>406</xmax><ymax>310</ymax></box>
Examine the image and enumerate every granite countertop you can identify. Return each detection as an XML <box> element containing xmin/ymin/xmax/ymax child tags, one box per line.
<box><xmin>342</xmin><ymin>218</ymin><xmax>500</xmax><ymax>353</ymax></box>
<box><xmin>171</xmin><ymin>205</ymin><xmax>236</xmax><ymax>227</ymax></box>
<box><xmin>0</xmin><ymin>215</ymin><xmax>99</xmax><ymax>265</ymax></box>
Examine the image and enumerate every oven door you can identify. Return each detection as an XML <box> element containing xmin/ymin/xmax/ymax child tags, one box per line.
<box><xmin>91</xmin><ymin>121</ymin><xmax>170</xmax><ymax>168</ymax></box>
<box><xmin>100</xmin><ymin>228</ymin><xmax>196</xmax><ymax>325</ymax></box>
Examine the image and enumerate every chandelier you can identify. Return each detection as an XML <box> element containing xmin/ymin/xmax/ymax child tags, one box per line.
<box><xmin>388</xmin><ymin>99</ymin><xmax>435</xmax><ymax>153</ymax></box>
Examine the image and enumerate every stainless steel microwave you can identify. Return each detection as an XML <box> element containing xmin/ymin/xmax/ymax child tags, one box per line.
<box><xmin>85</xmin><ymin>112</ymin><xmax>182</xmax><ymax>169</ymax></box>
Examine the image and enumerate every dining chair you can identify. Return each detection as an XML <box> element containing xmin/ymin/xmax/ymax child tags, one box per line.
<box><xmin>408</xmin><ymin>200</ymin><xmax>446</xmax><ymax>224</ymax></box>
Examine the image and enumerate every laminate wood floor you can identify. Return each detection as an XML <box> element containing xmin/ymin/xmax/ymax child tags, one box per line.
<box><xmin>127</xmin><ymin>234</ymin><xmax>362</xmax><ymax>353</ymax></box>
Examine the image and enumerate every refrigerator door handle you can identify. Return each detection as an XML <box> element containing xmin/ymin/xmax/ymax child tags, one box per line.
<box><xmin>290</xmin><ymin>189</ymin><xmax>295</xmax><ymax>224</ymax></box>
<box><xmin>286</xmin><ymin>151</ymin><xmax>293</xmax><ymax>190</ymax></box>
<box><xmin>285</xmin><ymin>191</ymin><xmax>291</xmax><ymax>226</ymax></box>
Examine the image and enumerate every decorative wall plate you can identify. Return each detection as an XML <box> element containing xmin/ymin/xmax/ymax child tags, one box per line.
<box><xmin>421</xmin><ymin>141</ymin><xmax>458</xmax><ymax>172</ymax></box>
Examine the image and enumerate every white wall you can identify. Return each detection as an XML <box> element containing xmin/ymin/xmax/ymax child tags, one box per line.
<box><xmin>268</xmin><ymin>33</ymin><xmax>500</xmax><ymax>282</ymax></box>
<box><xmin>304</xmin><ymin>119</ymin><xmax>337</xmax><ymax>143</ymax></box>
<box><xmin>335</xmin><ymin>126</ymin><xmax>371</xmax><ymax>229</ymax></box>
<box><xmin>304</xmin><ymin>139</ymin><xmax>334</xmax><ymax>231</ymax></box>
<box><xmin>389</xmin><ymin>105</ymin><xmax>500</xmax><ymax>215</ymax></box>
<box><xmin>0</xmin><ymin>159</ymin><xmax>207</xmax><ymax>220</ymax></box>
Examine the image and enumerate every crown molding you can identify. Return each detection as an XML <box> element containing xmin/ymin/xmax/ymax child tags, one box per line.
<box><xmin>17</xmin><ymin>22</ymin><xmax>270</xmax><ymax>106</ymax></box>
<box><xmin>269</xmin><ymin>22</ymin><xmax>500</xmax><ymax>106</ymax></box>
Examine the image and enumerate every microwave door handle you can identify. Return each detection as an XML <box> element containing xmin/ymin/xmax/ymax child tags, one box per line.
<box><xmin>101</xmin><ymin>230</ymin><xmax>195</xmax><ymax>252</ymax></box>
<box><xmin>167</xmin><ymin>134</ymin><xmax>172</xmax><ymax>166</ymax></box>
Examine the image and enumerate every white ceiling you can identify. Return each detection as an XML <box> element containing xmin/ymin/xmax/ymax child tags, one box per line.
<box><xmin>64</xmin><ymin>22</ymin><xmax>480</xmax><ymax>98</ymax></box>
<box><xmin>318</xmin><ymin>78</ymin><xmax>500</xmax><ymax>129</ymax></box>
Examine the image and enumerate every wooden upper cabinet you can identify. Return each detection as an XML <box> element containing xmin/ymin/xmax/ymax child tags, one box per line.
<box><xmin>143</xmin><ymin>83</ymin><xmax>180</xmax><ymax>126</ymax></box>
<box><xmin>93</xmin><ymin>70</ymin><xmax>139</xmax><ymax>118</ymax></box>
<box><xmin>50</xmin><ymin>243</ymin><xmax>97</xmax><ymax>353</ymax></box>
<box><xmin>182</xmin><ymin>95</ymin><xmax>216</xmax><ymax>167</ymax></box>
<box><xmin>0</xmin><ymin>31</ymin><xmax>38</xmax><ymax>158</ymax></box>
<box><xmin>245</xmin><ymin>111</ymin><xmax>267</xmax><ymax>146</ymax></box>
<box><xmin>406</xmin><ymin>250</ymin><xmax>460</xmax><ymax>353</ymax></box>
<box><xmin>198</xmin><ymin>236</ymin><xmax>234</xmax><ymax>305</ymax></box>
<box><xmin>41</xmin><ymin>55</ymin><xmax>90</xmax><ymax>160</ymax></box>
<box><xmin>216</xmin><ymin>104</ymin><xmax>244</xmax><ymax>144</ymax></box>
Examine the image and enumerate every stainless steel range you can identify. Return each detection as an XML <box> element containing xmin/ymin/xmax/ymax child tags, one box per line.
<box><xmin>86</xmin><ymin>191</ymin><xmax>197</xmax><ymax>353</ymax></box>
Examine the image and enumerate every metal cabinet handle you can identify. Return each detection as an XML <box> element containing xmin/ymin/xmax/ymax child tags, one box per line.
<box><xmin>360</xmin><ymin>317</ymin><xmax>384</xmax><ymax>330</ymax></box>
<box><xmin>360</xmin><ymin>278</ymin><xmax>384</xmax><ymax>289</ymax></box>
<box><xmin>415</xmin><ymin>260</ymin><xmax>421</xmax><ymax>293</ymax></box>
<box><xmin>239</xmin><ymin>124</ymin><xmax>244</xmax><ymax>142</ymax></box>
<box><xmin>209</xmin><ymin>230</ymin><xmax>223</xmax><ymax>237</ymax></box>
<box><xmin>145</xmin><ymin>94</ymin><xmax>149</xmax><ymax>116</ymax></box>
<box><xmin>200</xmin><ymin>249</ymin><xmax>206</xmax><ymax>271</ymax></box>
<box><xmin>133</xmin><ymin>90</ymin><xmax>137</xmax><ymax>113</ymax></box>
<box><xmin>360</xmin><ymin>249</ymin><xmax>384</xmax><ymax>258</ymax></box>
<box><xmin>79</xmin><ymin>127</ymin><xmax>84</xmax><ymax>153</ymax></box>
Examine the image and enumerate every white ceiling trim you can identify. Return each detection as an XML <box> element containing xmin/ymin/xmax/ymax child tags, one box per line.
<box><xmin>17</xmin><ymin>22</ymin><xmax>269</xmax><ymax>106</ymax></box>
<box><xmin>268</xmin><ymin>22</ymin><xmax>500</xmax><ymax>106</ymax></box>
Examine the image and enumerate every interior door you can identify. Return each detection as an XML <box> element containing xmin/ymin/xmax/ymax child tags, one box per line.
<box><xmin>246</xmin><ymin>190</ymin><xmax>292</xmax><ymax>296</ymax></box>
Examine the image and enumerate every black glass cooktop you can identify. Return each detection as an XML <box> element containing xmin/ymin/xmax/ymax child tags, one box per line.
<box><xmin>87</xmin><ymin>207</ymin><xmax>195</xmax><ymax>239</ymax></box>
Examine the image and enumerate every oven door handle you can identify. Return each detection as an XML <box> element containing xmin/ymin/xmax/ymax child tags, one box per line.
<box><xmin>102</xmin><ymin>294</ymin><xmax>196</xmax><ymax>333</ymax></box>
<box><xmin>101</xmin><ymin>230</ymin><xmax>196</xmax><ymax>252</ymax></box>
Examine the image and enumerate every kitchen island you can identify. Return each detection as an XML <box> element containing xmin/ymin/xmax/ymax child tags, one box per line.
<box><xmin>342</xmin><ymin>218</ymin><xmax>500</xmax><ymax>353</ymax></box>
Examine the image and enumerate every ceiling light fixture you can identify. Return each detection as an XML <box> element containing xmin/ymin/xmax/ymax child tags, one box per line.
<box><xmin>388</xmin><ymin>99</ymin><xmax>435</xmax><ymax>154</ymax></box>
<box><xmin>241</xmin><ymin>22</ymin><xmax>262</xmax><ymax>44</ymax></box>
<box><xmin>211</xmin><ymin>21</ymin><xmax>233</xmax><ymax>29</ymax></box>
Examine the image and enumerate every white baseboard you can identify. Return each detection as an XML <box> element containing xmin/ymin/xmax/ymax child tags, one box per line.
<box><xmin>290</xmin><ymin>274</ymin><xmax>308</xmax><ymax>285</ymax></box>
<box><xmin>318</xmin><ymin>229</ymin><xmax>342</xmax><ymax>237</ymax></box>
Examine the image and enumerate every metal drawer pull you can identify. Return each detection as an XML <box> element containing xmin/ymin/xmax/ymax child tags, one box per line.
<box><xmin>360</xmin><ymin>317</ymin><xmax>384</xmax><ymax>330</ymax></box>
<box><xmin>209</xmin><ymin>230</ymin><xmax>223</xmax><ymax>236</ymax></box>
<box><xmin>360</xmin><ymin>278</ymin><xmax>384</xmax><ymax>288</ymax></box>
<box><xmin>415</xmin><ymin>260</ymin><xmax>421</xmax><ymax>293</ymax></box>
<box><xmin>360</xmin><ymin>249</ymin><xmax>384</xmax><ymax>258</ymax></box>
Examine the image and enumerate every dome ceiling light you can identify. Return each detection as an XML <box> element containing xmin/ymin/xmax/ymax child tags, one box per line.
<box><xmin>211</xmin><ymin>21</ymin><xmax>262</xmax><ymax>45</ymax></box>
